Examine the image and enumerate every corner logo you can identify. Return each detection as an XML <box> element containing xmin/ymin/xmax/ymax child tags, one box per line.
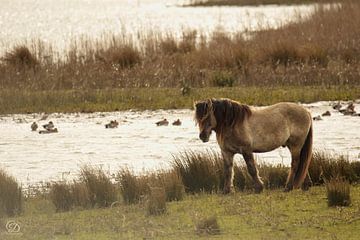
<box><xmin>6</xmin><ymin>220</ymin><xmax>21</xmax><ymax>234</ymax></box>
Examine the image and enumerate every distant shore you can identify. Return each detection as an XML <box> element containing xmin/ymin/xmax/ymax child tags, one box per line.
<box><xmin>184</xmin><ymin>0</ymin><xmax>335</xmax><ymax>7</ymax></box>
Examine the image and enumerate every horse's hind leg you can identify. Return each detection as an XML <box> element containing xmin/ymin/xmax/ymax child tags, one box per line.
<box><xmin>222</xmin><ymin>150</ymin><xmax>235</xmax><ymax>194</ymax></box>
<box><xmin>242</xmin><ymin>152</ymin><xmax>264</xmax><ymax>193</ymax></box>
<box><xmin>285</xmin><ymin>147</ymin><xmax>301</xmax><ymax>192</ymax></box>
<box><xmin>301</xmin><ymin>172</ymin><xmax>312</xmax><ymax>191</ymax></box>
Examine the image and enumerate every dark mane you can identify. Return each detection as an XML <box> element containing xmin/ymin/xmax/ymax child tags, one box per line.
<box><xmin>194</xmin><ymin>98</ymin><xmax>252</xmax><ymax>130</ymax></box>
<box><xmin>211</xmin><ymin>98</ymin><xmax>251</xmax><ymax>130</ymax></box>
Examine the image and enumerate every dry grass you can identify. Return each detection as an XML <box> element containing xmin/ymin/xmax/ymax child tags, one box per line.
<box><xmin>326</xmin><ymin>178</ymin><xmax>351</xmax><ymax>207</ymax></box>
<box><xmin>195</xmin><ymin>216</ymin><xmax>221</xmax><ymax>235</ymax></box>
<box><xmin>0</xmin><ymin>169</ymin><xmax>23</xmax><ymax>217</ymax></box>
<box><xmin>80</xmin><ymin>166</ymin><xmax>117</xmax><ymax>208</ymax></box>
<box><xmin>147</xmin><ymin>187</ymin><xmax>167</xmax><ymax>216</ymax></box>
<box><xmin>1</xmin><ymin>2</ymin><xmax>360</xmax><ymax>92</ymax></box>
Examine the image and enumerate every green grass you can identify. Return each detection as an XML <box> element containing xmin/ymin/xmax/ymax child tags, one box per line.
<box><xmin>1</xmin><ymin>186</ymin><xmax>360</xmax><ymax>239</ymax></box>
<box><xmin>0</xmin><ymin>85</ymin><xmax>359</xmax><ymax>114</ymax></box>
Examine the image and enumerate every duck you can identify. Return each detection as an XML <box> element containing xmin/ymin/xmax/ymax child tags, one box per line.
<box><xmin>39</xmin><ymin>128</ymin><xmax>58</xmax><ymax>134</ymax></box>
<box><xmin>156</xmin><ymin>119</ymin><xmax>169</xmax><ymax>126</ymax></box>
<box><xmin>42</xmin><ymin>121</ymin><xmax>54</xmax><ymax>130</ymax></box>
<box><xmin>332</xmin><ymin>102</ymin><xmax>342</xmax><ymax>110</ymax></box>
<box><xmin>340</xmin><ymin>102</ymin><xmax>356</xmax><ymax>115</ymax></box>
<box><xmin>31</xmin><ymin>122</ymin><xmax>38</xmax><ymax>131</ymax></box>
<box><xmin>321</xmin><ymin>111</ymin><xmax>331</xmax><ymax>117</ymax></box>
<box><xmin>312</xmin><ymin>115</ymin><xmax>322</xmax><ymax>121</ymax></box>
<box><xmin>172</xmin><ymin>119</ymin><xmax>182</xmax><ymax>126</ymax></box>
<box><xmin>105</xmin><ymin>120</ymin><xmax>119</xmax><ymax>128</ymax></box>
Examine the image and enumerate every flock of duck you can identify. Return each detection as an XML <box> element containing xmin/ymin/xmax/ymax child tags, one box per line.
<box><xmin>30</xmin><ymin>118</ymin><xmax>182</xmax><ymax>134</ymax></box>
<box><xmin>28</xmin><ymin>101</ymin><xmax>357</xmax><ymax>133</ymax></box>
<box><xmin>312</xmin><ymin>101</ymin><xmax>359</xmax><ymax>121</ymax></box>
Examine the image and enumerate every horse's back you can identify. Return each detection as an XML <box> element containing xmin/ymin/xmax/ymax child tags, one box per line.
<box><xmin>247</xmin><ymin>102</ymin><xmax>311</xmax><ymax>151</ymax></box>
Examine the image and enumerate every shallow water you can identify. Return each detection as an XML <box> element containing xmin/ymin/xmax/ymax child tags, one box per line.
<box><xmin>0</xmin><ymin>101</ymin><xmax>359</xmax><ymax>185</ymax></box>
<box><xmin>0</xmin><ymin>0</ymin><xmax>316</xmax><ymax>54</ymax></box>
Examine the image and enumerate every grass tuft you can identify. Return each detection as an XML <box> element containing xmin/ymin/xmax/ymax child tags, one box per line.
<box><xmin>326</xmin><ymin>178</ymin><xmax>351</xmax><ymax>207</ymax></box>
<box><xmin>0</xmin><ymin>169</ymin><xmax>23</xmax><ymax>217</ymax></box>
<box><xmin>196</xmin><ymin>216</ymin><xmax>221</xmax><ymax>235</ymax></box>
<box><xmin>80</xmin><ymin>166</ymin><xmax>117</xmax><ymax>208</ymax></box>
<box><xmin>147</xmin><ymin>187</ymin><xmax>167</xmax><ymax>216</ymax></box>
<box><xmin>2</xmin><ymin>45</ymin><xmax>38</xmax><ymax>68</ymax></box>
<box><xmin>50</xmin><ymin>182</ymin><xmax>74</xmax><ymax>212</ymax></box>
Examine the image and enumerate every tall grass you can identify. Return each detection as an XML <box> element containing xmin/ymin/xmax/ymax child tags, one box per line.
<box><xmin>326</xmin><ymin>178</ymin><xmax>351</xmax><ymax>207</ymax></box>
<box><xmin>0</xmin><ymin>169</ymin><xmax>23</xmax><ymax>217</ymax></box>
<box><xmin>49</xmin><ymin>166</ymin><xmax>117</xmax><ymax>211</ymax></box>
<box><xmin>117</xmin><ymin>169</ymin><xmax>184</xmax><ymax>205</ymax></box>
<box><xmin>80</xmin><ymin>166</ymin><xmax>117</xmax><ymax>208</ymax></box>
<box><xmin>1</xmin><ymin>2</ymin><xmax>360</xmax><ymax>93</ymax></box>
<box><xmin>173</xmin><ymin>149</ymin><xmax>360</xmax><ymax>194</ymax></box>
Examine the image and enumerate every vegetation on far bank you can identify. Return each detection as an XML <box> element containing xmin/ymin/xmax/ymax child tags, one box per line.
<box><xmin>184</xmin><ymin>0</ymin><xmax>336</xmax><ymax>7</ymax></box>
<box><xmin>1</xmin><ymin>150</ymin><xmax>360</xmax><ymax>239</ymax></box>
<box><xmin>0</xmin><ymin>2</ymin><xmax>360</xmax><ymax>113</ymax></box>
<box><xmin>0</xmin><ymin>85</ymin><xmax>359</xmax><ymax>114</ymax></box>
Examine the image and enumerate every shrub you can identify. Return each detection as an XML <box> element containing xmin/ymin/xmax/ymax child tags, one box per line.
<box><xmin>158</xmin><ymin>170</ymin><xmax>185</xmax><ymax>201</ymax></box>
<box><xmin>147</xmin><ymin>187</ymin><xmax>166</xmax><ymax>216</ymax></box>
<box><xmin>50</xmin><ymin>182</ymin><xmax>74</xmax><ymax>212</ymax></box>
<box><xmin>173</xmin><ymin>150</ymin><xmax>222</xmax><ymax>193</ymax></box>
<box><xmin>260</xmin><ymin>164</ymin><xmax>289</xmax><ymax>189</ymax></box>
<box><xmin>159</xmin><ymin>38</ymin><xmax>179</xmax><ymax>55</ymax></box>
<box><xmin>97</xmin><ymin>45</ymin><xmax>141</xmax><ymax>68</ymax></box>
<box><xmin>2</xmin><ymin>45</ymin><xmax>38</xmax><ymax>68</ymax></box>
<box><xmin>303</xmin><ymin>44</ymin><xmax>328</xmax><ymax>67</ymax></box>
<box><xmin>212</xmin><ymin>71</ymin><xmax>235</xmax><ymax>87</ymax></box>
<box><xmin>80</xmin><ymin>166</ymin><xmax>117</xmax><ymax>207</ymax></box>
<box><xmin>265</xmin><ymin>41</ymin><xmax>303</xmax><ymax>68</ymax></box>
<box><xmin>196</xmin><ymin>216</ymin><xmax>220</xmax><ymax>235</ymax></box>
<box><xmin>178</xmin><ymin>31</ymin><xmax>197</xmax><ymax>53</ymax></box>
<box><xmin>71</xmin><ymin>181</ymin><xmax>91</xmax><ymax>209</ymax></box>
<box><xmin>326</xmin><ymin>178</ymin><xmax>351</xmax><ymax>207</ymax></box>
<box><xmin>117</xmin><ymin>168</ymin><xmax>149</xmax><ymax>204</ymax></box>
<box><xmin>309</xmin><ymin>151</ymin><xmax>359</xmax><ymax>185</ymax></box>
<box><xmin>0</xmin><ymin>169</ymin><xmax>23</xmax><ymax>217</ymax></box>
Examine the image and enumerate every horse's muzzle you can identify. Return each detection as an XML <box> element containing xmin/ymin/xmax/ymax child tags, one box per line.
<box><xmin>199</xmin><ymin>132</ymin><xmax>209</xmax><ymax>143</ymax></box>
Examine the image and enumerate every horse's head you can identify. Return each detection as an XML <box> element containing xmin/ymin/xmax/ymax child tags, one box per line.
<box><xmin>195</xmin><ymin>98</ymin><xmax>252</xmax><ymax>143</ymax></box>
<box><xmin>194</xmin><ymin>99</ymin><xmax>217</xmax><ymax>143</ymax></box>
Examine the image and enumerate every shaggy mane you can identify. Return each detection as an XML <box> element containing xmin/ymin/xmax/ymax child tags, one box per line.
<box><xmin>194</xmin><ymin>98</ymin><xmax>252</xmax><ymax>130</ymax></box>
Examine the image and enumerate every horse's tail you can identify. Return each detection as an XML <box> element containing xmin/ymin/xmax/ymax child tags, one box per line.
<box><xmin>293</xmin><ymin>122</ymin><xmax>313</xmax><ymax>188</ymax></box>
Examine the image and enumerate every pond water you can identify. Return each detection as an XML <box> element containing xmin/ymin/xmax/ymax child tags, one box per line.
<box><xmin>0</xmin><ymin>101</ymin><xmax>359</xmax><ymax>185</ymax></box>
<box><xmin>0</xmin><ymin>0</ymin><xmax>316</xmax><ymax>54</ymax></box>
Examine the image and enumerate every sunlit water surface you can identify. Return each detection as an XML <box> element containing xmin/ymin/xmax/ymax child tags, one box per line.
<box><xmin>0</xmin><ymin>101</ymin><xmax>359</xmax><ymax>185</ymax></box>
<box><xmin>0</xmin><ymin>0</ymin><xmax>316</xmax><ymax>54</ymax></box>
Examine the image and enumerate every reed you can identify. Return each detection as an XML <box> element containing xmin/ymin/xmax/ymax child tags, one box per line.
<box><xmin>326</xmin><ymin>178</ymin><xmax>351</xmax><ymax>207</ymax></box>
<box><xmin>0</xmin><ymin>169</ymin><xmax>23</xmax><ymax>217</ymax></box>
<box><xmin>1</xmin><ymin>2</ymin><xmax>360</xmax><ymax>93</ymax></box>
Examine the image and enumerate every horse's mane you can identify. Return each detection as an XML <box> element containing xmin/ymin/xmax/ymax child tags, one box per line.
<box><xmin>195</xmin><ymin>98</ymin><xmax>252</xmax><ymax>131</ymax></box>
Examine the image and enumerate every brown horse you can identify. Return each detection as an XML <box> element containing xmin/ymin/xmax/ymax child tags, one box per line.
<box><xmin>194</xmin><ymin>98</ymin><xmax>313</xmax><ymax>194</ymax></box>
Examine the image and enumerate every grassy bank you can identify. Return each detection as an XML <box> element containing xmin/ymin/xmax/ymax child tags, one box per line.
<box><xmin>185</xmin><ymin>0</ymin><xmax>335</xmax><ymax>7</ymax></box>
<box><xmin>1</xmin><ymin>186</ymin><xmax>360</xmax><ymax>239</ymax></box>
<box><xmin>1</xmin><ymin>150</ymin><xmax>360</xmax><ymax>238</ymax></box>
<box><xmin>0</xmin><ymin>85</ymin><xmax>359</xmax><ymax>114</ymax></box>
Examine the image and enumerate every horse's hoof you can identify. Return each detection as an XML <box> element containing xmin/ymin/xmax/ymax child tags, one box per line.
<box><xmin>254</xmin><ymin>185</ymin><xmax>264</xmax><ymax>194</ymax></box>
<box><xmin>284</xmin><ymin>186</ymin><xmax>293</xmax><ymax>192</ymax></box>
<box><xmin>301</xmin><ymin>183</ymin><xmax>312</xmax><ymax>191</ymax></box>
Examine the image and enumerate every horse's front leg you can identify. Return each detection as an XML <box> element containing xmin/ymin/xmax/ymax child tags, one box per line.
<box><xmin>242</xmin><ymin>152</ymin><xmax>264</xmax><ymax>193</ymax></box>
<box><xmin>221</xmin><ymin>150</ymin><xmax>235</xmax><ymax>194</ymax></box>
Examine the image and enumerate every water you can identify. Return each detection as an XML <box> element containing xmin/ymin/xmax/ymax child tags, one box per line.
<box><xmin>0</xmin><ymin>0</ymin><xmax>316</xmax><ymax>54</ymax></box>
<box><xmin>0</xmin><ymin>101</ymin><xmax>359</xmax><ymax>185</ymax></box>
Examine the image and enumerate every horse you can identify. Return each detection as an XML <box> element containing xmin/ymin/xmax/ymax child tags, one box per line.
<box><xmin>194</xmin><ymin>98</ymin><xmax>313</xmax><ymax>194</ymax></box>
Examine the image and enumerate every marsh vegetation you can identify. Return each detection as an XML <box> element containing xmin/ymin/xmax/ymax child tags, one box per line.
<box><xmin>0</xmin><ymin>2</ymin><xmax>359</xmax><ymax>113</ymax></box>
